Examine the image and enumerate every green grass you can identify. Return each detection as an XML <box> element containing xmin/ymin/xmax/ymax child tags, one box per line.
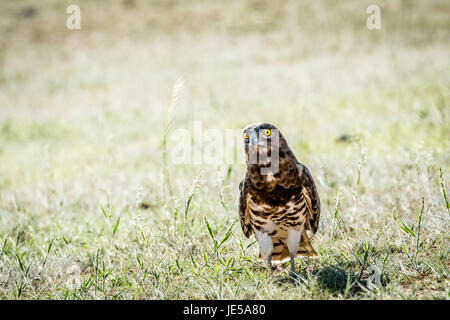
<box><xmin>0</xmin><ymin>0</ymin><xmax>449</xmax><ymax>299</ymax></box>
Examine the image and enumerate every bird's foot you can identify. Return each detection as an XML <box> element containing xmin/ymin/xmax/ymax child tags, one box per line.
<box><xmin>289</xmin><ymin>270</ymin><xmax>299</xmax><ymax>280</ymax></box>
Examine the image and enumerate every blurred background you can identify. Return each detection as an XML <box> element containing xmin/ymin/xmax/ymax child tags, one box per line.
<box><xmin>1</xmin><ymin>0</ymin><xmax>448</xmax><ymax>186</ymax></box>
<box><xmin>1</xmin><ymin>0</ymin><xmax>449</xmax><ymax>201</ymax></box>
<box><xmin>0</xmin><ymin>0</ymin><xmax>448</xmax><ymax>299</ymax></box>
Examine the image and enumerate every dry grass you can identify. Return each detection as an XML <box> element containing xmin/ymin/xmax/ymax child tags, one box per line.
<box><xmin>0</xmin><ymin>0</ymin><xmax>449</xmax><ymax>299</ymax></box>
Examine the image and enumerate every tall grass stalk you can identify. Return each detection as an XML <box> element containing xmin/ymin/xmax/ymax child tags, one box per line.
<box><xmin>183</xmin><ymin>172</ymin><xmax>203</xmax><ymax>241</ymax></box>
<box><xmin>439</xmin><ymin>168</ymin><xmax>449</xmax><ymax>215</ymax></box>
<box><xmin>162</xmin><ymin>75</ymin><xmax>185</xmax><ymax>202</ymax></box>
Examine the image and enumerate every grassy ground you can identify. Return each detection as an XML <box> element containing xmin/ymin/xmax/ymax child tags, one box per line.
<box><xmin>0</xmin><ymin>0</ymin><xmax>449</xmax><ymax>299</ymax></box>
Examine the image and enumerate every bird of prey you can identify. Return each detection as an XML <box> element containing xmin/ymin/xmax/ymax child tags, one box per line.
<box><xmin>238</xmin><ymin>123</ymin><xmax>320</xmax><ymax>276</ymax></box>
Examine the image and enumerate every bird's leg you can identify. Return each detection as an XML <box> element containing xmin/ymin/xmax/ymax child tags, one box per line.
<box><xmin>290</xmin><ymin>254</ymin><xmax>296</xmax><ymax>275</ymax></box>
<box><xmin>255</xmin><ymin>230</ymin><xmax>273</xmax><ymax>276</ymax></box>
<box><xmin>267</xmin><ymin>254</ymin><xmax>273</xmax><ymax>276</ymax></box>
<box><xmin>287</xmin><ymin>227</ymin><xmax>303</xmax><ymax>278</ymax></box>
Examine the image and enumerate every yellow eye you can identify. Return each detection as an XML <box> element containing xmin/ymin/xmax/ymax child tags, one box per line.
<box><xmin>264</xmin><ymin>129</ymin><xmax>271</xmax><ymax>136</ymax></box>
<box><xmin>244</xmin><ymin>133</ymin><xmax>249</xmax><ymax>139</ymax></box>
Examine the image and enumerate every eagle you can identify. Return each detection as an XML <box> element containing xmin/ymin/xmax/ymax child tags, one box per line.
<box><xmin>238</xmin><ymin>123</ymin><xmax>320</xmax><ymax>276</ymax></box>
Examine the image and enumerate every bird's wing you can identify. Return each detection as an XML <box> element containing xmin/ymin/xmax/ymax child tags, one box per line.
<box><xmin>238</xmin><ymin>178</ymin><xmax>253</xmax><ymax>238</ymax></box>
<box><xmin>297</xmin><ymin>163</ymin><xmax>321</xmax><ymax>235</ymax></box>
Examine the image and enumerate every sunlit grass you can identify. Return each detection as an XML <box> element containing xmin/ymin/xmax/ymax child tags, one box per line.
<box><xmin>0</xmin><ymin>0</ymin><xmax>448</xmax><ymax>299</ymax></box>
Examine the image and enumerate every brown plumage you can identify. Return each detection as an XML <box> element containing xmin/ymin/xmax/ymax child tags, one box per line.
<box><xmin>238</xmin><ymin>123</ymin><xmax>320</xmax><ymax>275</ymax></box>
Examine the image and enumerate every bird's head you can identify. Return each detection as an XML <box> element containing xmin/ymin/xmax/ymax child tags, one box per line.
<box><xmin>242</xmin><ymin>122</ymin><xmax>290</xmax><ymax>174</ymax></box>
